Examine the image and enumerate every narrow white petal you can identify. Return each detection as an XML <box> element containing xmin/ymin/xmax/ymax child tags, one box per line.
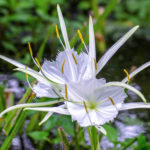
<box><xmin>24</xmin><ymin>107</ymin><xmax>70</xmax><ymax>115</ymax></box>
<box><xmin>89</xmin><ymin>16</ymin><xmax>96</xmax><ymax>59</ymax></box>
<box><xmin>122</xmin><ymin>61</ymin><xmax>150</xmax><ymax>83</ymax></box>
<box><xmin>95</xmin><ymin>125</ymin><xmax>107</xmax><ymax>135</ymax></box>
<box><xmin>96</xmin><ymin>26</ymin><xmax>139</xmax><ymax>74</ymax></box>
<box><xmin>98</xmin><ymin>81</ymin><xmax>146</xmax><ymax>103</ymax></box>
<box><xmin>0</xmin><ymin>55</ymin><xmax>30</xmax><ymax>69</ymax></box>
<box><xmin>39</xmin><ymin>112</ymin><xmax>53</xmax><ymax>125</ymax></box>
<box><xmin>120</xmin><ymin>102</ymin><xmax>150</xmax><ymax>111</ymax></box>
<box><xmin>57</xmin><ymin>4</ymin><xmax>71</xmax><ymax>50</ymax></box>
<box><xmin>39</xmin><ymin>104</ymin><xmax>66</xmax><ymax>125</ymax></box>
<box><xmin>0</xmin><ymin>100</ymin><xmax>62</xmax><ymax>117</ymax></box>
<box><xmin>64</xmin><ymin>51</ymin><xmax>77</xmax><ymax>81</ymax></box>
<box><xmin>15</xmin><ymin>68</ymin><xmax>54</xmax><ymax>86</ymax></box>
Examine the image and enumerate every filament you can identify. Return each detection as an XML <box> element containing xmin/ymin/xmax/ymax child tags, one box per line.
<box><xmin>34</xmin><ymin>57</ymin><xmax>53</xmax><ymax>83</ymax></box>
<box><xmin>25</xmin><ymin>66</ymin><xmax>34</xmax><ymax>91</ymax></box>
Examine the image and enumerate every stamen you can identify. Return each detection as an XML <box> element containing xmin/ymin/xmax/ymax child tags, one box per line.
<box><xmin>28</xmin><ymin>42</ymin><xmax>33</xmax><ymax>57</ymax></box>
<box><xmin>94</xmin><ymin>58</ymin><xmax>97</xmax><ymax>70</ymax></box>
<box><xmin>77</xmin><ymin>29</ymin><xmax>88</xmax><ymax>52</ymax></box>
<box><xmin>65</xmin><ymin>84</ymin><xmax>68</xmax><ymax>100</ymax></box>
<box><xmin>56</xmin><ymin>25</ymin><xmax>59</xmax><ymax>39</ymax></box>
<box><xmin>72</xmin><ymin>53</ymin><xmax>78</xmax><ymax>64</ymax></box>
<box><xmin>55</xmin><ymin>25</ymin><xmax>65</xmax><ymax>50</ymax></box>
<box><xmin>108</xmin><ymin>97</ymin><xmax>115</xmax><ymax>105</ymax></box>
<box><xmin>61</xmin><ymin>59</ymin><xmax>66</xmax><ymax>74</ymax></box>
<box><xmin>124</xmin><ymin>69</ymin><xmax>131</xmax><ymax>82</ymax></box>
<box><xmin>27</xmin><ymin>42</ymin><xmax>40</xmax><ymax>68</ymax></box>
<box><xmin>35</xmin><ymin>57</ymin><xmax>41</xmax><ymax>69</ymax></box>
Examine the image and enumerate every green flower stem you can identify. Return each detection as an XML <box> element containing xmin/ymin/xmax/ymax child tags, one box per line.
<box><xmin>87</xmin><ymin>126</ymin><xmax>101</xmax><ymax>150</ymax></box>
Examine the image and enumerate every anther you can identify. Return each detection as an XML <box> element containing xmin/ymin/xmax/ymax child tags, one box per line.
<box><xmin>94</xmin><ymin>58</ymin><xmax>97</xmax><ymax>70</ymax></box>
<box><xmin>61</xmin><ymin>59</ymin><xmax>66</xmax><ymax>74</ymax></box>
<box><xmin>77</xmin><ymin>29</ymin><xmax>88</xmax><ymax>52</ymax></box>
<box><xmin>72</xmin><ymin>53</ymin><xmax>78</xmax><ymax>64</ymax></box>
<box><xmin>28</xmin><ymin>42</ymin><xmax>33</xmax><ymax>57</ymax></box>
<box><xmin>83</xmin><ymin>101</ymin><xmax>88</xmax><ymax>113</ymax></box>
<box><xmin>35</xmin><ymin>57</ymin><xmax>41</xmax><ymax>69</ymax></box>
<box><xmin>56</xmin><ymin>25</ymin><xmax>59</xmax><ymax>39</ymax></box>
<box><xmin>124</xmin><ymin>69</ymin><xmax>131</xmax><ymax>82</ymax></box>
<box><xmin>77</xmin><ymin>30</ymin><xmax>84</xmax><ymax>44</ymax></box>
<box><xmin>65</xmin><ymin>84</ymin><xmax>68</xmax><ymax>100</ymax></box>
<box><xmin>108</xmin><ymin>97</ymin><xmax>115</xmax><ymax>105</ymax></box>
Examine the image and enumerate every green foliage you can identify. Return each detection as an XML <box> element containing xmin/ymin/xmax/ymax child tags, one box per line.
<box><xmin>103</xmin><ymin>124</ymin><xmax>118</xmax><ymax>142</ymax></box>
<box><xmin>113</xmin><ymin>0</ymin><xmax>150</xmax><ymax>26</ymax></box>
<box><xmin>0</xmin><ymin>85</ymin><xmax>6</xmax><ymax>112</ymax></box>
<box><xmin>28</xmin><ymin>131</ymin><xmax>49</xmax><ymax>141</ymax></box>
<box><xmin>135</xmin><ymin>134</ymin><xmax>150</xmax><ymax>150</ymax></box>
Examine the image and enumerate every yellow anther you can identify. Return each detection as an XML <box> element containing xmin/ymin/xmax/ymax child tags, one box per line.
<box><xmin>25</xmin><ymin>66</ymin><xmax>29</xmax><ymax>79</ymax></box>
<box><xmin>72</xmin><ymin>53</ymin><xmax>78</xmax><ymax>64</ymax></box>
<box><xmin>28</xmin><ymin>42</ymin><xmax>33</xmax><ymax>57</ymax></box>
<box><xmin>61</xmin><ymin>59</ymin><xmax>66</xmax><ymax>74</ymax></box>
<box><xmin>83</xmin><ymin>101</ymin><xmax>88</xmax><ymax>113</ymax></box>
<box><xmin>124</xmin><ymin>69</ymin><xmax>131</xmax><ymax>82</ymax></box>
<box><xmin>65</xmin><ymin>84</ymin><xmax>68</xmax><ymax>100</ymax></box>
<box><xmin>94</xmin><ymin>58</ymin><xmax>97</xmax><ymax>70</ymax></box>
<box><xmin>56</xmin><ymin>25</ymin><xmax>59</xmax><ymax>39</ymax></box>
<box><xmin>35</xmin><ymin>57</ymin><xmax>41</xmax><ymax>68</ymax></box>
<box><xmin>77</xmin><ymin>29</ymin><xmax>84</xmax><ymax>44</ymax></box>
<box><xmin>108</xmin><ymin>97</ymin><xmax>115</xmax><ymax>105</ymax></box>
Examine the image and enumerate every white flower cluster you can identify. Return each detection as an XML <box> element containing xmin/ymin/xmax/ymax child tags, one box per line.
<box><xmin>0</xmin><ymin>5</ymin><xmax>150</xmax><ymax>134</ymax></box>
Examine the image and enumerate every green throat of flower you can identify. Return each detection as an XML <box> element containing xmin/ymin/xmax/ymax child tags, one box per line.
<box><xmin>87</xmin><ymin>101</ymin><xmax>98</xmax><ymax>110</ymax></box>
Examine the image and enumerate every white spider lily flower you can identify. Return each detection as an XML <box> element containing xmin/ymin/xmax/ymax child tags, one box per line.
<box><xmin>0</xmin><ymin>5</ymin><xmax>150</xmax><ymax>128</ymax></box>
<box><xmin>65</xmin><ymin>78</ymin><xmax>148</xmax><ymax>127</ymax></box>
